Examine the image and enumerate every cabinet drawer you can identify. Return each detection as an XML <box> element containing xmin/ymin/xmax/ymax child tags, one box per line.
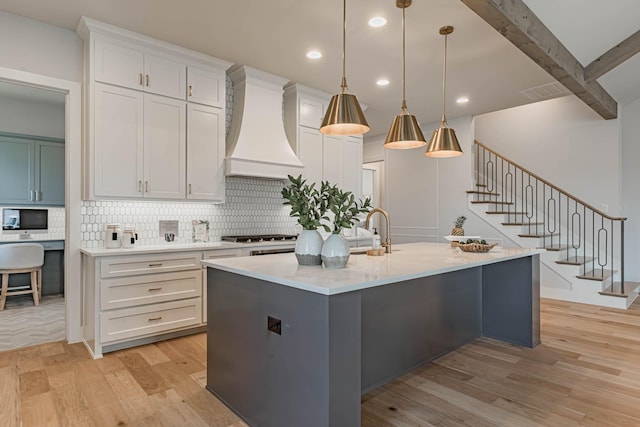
<box><xmin>100</xmin><ymin>270</ymin><xmax>202</xmax><ymax>310</ymax></box>
<box><xmin>100</xmin><ymin>253</ymin><xmax>201</xmax><ymax>278</ymax></box>
<box><xmin>202</xmin><ymin>249</ymin><xmax>243</xmax><ymax>260</ymax></box>
<box><xmin>100</xmin><ymin>298</ymin><xmax>201</xmax><ymax>343</ymax></box>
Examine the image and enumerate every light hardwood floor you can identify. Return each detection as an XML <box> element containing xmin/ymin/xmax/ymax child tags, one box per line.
<box><xmin>1</xmin><ymin>298</ymin><xmax>639</xmax><ymax>426</ymax></box>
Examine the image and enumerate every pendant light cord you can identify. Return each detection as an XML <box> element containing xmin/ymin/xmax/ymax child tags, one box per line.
<box><xmin>441</xmin><ymin>32</ymin><xmax>448</xmax><ymax>124</ymax></box>
<box><xmin>341</xmin><ymin>0</ymin><xmax>347</xmax><ymax>92</ymax></box>
<box><xmin>401</xmin><ymin>6</ymin><xmax>407</xmax><ymax>112</ymax></box>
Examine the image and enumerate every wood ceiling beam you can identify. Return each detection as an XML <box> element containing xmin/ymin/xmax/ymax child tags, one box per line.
<box><xmin>461</xmin><ymin>0</ymin><xmax>618</xmax><ymax>119</ymax></box>
<box><xmin>584</xmin><ymin>30</ymin><xmax>640</xmax><ymax>82</ymax></box>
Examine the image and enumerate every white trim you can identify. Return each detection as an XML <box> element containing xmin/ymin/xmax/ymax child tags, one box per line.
<box><xmin>0</xmin><ymin>66</ymin><xmax>82</xmax><ymax>343</ymax></box>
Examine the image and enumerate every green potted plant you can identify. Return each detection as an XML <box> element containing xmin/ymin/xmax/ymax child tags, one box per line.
<box><xmin>321</xmin><ymin>183</ymin><xmax>372</xmax><ymax>269</ymax></box>
<box><xmin>281</xmin><ymin>175</ymin><xmax>330</xmax><ymax>265</ymax></box>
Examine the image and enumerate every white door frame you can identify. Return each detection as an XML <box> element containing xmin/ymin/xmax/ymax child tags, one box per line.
<box><xmin>0</xmin><ymin>66</ymin><xmax>82</xmax><ymax>343</ymax></box>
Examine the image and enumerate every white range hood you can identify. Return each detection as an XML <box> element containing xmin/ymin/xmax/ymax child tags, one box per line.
<box><xmin>225</xmin><ymin>65</ymin><xmax>303</xmax><ymax>179</ymax></box>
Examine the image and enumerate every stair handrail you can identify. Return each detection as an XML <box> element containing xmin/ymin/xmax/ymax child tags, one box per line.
<box><xmin>475</xmin><ymin>141</ymin><xmax>627</xmax><ymax>222</ymax></box>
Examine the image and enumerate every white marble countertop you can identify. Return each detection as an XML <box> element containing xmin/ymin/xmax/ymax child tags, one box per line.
<box><xmin>202</xmin><ymin>242</ymin><xmax>544</xmax><ymax>295</ymax></box>
<box><xmin>79</xmin><ymin>234</ymin><xmax>372</xmax><ymax>257</ymax></box>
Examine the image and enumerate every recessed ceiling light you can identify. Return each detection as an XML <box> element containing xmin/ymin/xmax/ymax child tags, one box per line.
<box><xmin>368</xmin><ymin>17</ymin><xmax>387</xmax><ymax>28</ymax></box>
<box><xmin>376</xmin><ymin>79</ymin><xmax>390</xmax><ymax>86</ymax></box>
<box><xmin>306</xmin><ymin>50</ymin><xmax>322</xmax><ymax>59</ymax></box>
<box><xmin>456</xmin><ymin>96</ymin><xmax>469</xmax><ymax>104</ymax></box>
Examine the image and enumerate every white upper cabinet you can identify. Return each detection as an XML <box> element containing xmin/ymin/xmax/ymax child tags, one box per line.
<box><xmin>186</xmin><ymin>103</ymin><xmax>225</xmax><ymax>201</ymax></box>
<box><xmin>284</xmin><ymin>83</ymin><xmax>364</xmax><ymax>199</ymax></box>
<box><xmin>94</xmin><ymin>39</ymin><xmax>186</xmax><ymax>100</ymax></box>
<box><xmin>298</xmin><ymin>97</ymin><xmax>324</xmax><ymax>129</ymax></box>
<box><xmin>187</xmin><ymin>66</ymin><xmax>224</xmax><ymax>107</ymax></box>
<box><xmin>94</xmin><ymin>84</ymin><xmax>144</xmax><ymax>198</ymax></box>
<box><xmin>78</xmin><ymin>17</ymin><xmax>231</xmax><ymax>201</ymax></box>
<box><xmin>143</xmin><ymin>94</ymin><xmax>186</xmax><ymax>199</ymax></box>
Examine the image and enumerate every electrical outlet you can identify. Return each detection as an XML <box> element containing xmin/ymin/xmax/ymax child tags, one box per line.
<box><xmin>267</xmin><ymin>316</ymin><xmax>282</xmax><ymax>335</ymax></box>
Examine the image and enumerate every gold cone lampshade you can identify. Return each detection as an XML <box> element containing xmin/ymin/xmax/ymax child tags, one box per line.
<box><xmin>321</xmin><ymin>85</ymin><xmax>369</xmax><ymax>136</ymax></box>
<box><xmin>320</xmin><ymin>0</ymin><xmax>369</xmax><ymax>136</ymax></box>
<box><xmin>384</xmin><ymin>0</ymin><xmax>426</xmax><ymax>149</ymax></box>
<box><xmin>426</xmin><ymin>25</ymin><xmax>463</xmax><ymax>158</ymax></box>
<box><xmin>426</xmin><ymin>126</ymin><xmax>462</xmax><ymax>157</ymax></box>
<box><xmin>384</xmin><ymin>104</ymin><xmax>426</xmax><ymax>149</ymax></box>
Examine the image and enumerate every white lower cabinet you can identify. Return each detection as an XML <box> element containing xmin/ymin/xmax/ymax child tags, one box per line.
<box><xmin>82</xmin><ymin>250</ymin><xmax>210</xmax><ymax>358</ymax></box>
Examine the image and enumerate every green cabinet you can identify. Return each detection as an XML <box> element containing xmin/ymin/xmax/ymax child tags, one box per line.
<box><xmin>0</xmin><ymin>135</ymin><xmax>64</xmax><ymax>206</ymax></box>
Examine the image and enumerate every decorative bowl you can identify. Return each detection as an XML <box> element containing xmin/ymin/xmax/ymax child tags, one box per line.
<box><xmin>457</xmin><ymin>242</ymin><xmax>498</xmax><ymax>253</ymax></box>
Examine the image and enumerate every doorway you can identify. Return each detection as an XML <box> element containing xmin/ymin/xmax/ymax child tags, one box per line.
<box><xmin>0</xmin><ymin>66</ymin><xmax>82</xmax><ymax>346</ymax></box>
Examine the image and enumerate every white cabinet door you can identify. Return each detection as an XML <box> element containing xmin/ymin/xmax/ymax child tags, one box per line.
<box><xmin>0</xmin><ymin>136</ymin><xmax>34</xmax><ymax>204</ymax></box>
<box><xmin>143</xmin><ymin>53</ymin><xmax>186</xmax><ymax>100</ymax></box>
<box><xmin>186</xmin><ymin>103</ymin><xmax>224</xmax><ymax>201</ymax></box>
<box><xmin>187</xmin><ymin>66</ymin><xmax>223</xmax><ymax>107</ymax></box>
<box><xmin>94</xmin><ymin>83</ymin><xmax>144</xmax><ymax>198</ymax></box>
<box><xmin>342</xmin><ymin>136</ymin><xmax>363</xmax><ymax>199</ymax></box>
<box><xmin>299</xmin><ymin>96</ymin><xmax>324</xmax><ymax>129</ymax></box>
<box><xmin>297</xmin><ymin>127</ymin><xmax>323</xmax><ymax>186</ymax></box>
<box><xmin>35</xmin><ymin>141</ymin><xmax>65</xmax><ymax>205</ymax></box>
<box><xmin>143</xmin><ymin>94</ymin><xmax>186</xmax><ymax>199</ymax></box>
<box><xmin>94</xmin><ymin>39</ymin><xmax>144</xmax><ymax>91</ymax></box>
<box><xmin>323</xmin><ymin>135</ymin><xmax>344</xmax><ymax>186</ymax></box>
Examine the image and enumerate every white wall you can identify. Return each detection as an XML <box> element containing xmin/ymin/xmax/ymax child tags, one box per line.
<box><xmin>474</xmin><ymin>96</ymin><xmax>621</xmax><ymax>215</ymax></box>
<box><xmin>0</xmin><ymin>11</ymin><xmax>82</xmax><ymax>83</ymax></box>
<box><xmin>621</xmin><ymin>98</ymin><xmax>640</xmax><ymax>281</ymax></box>
<box><xmin>365</xmin><ymin>116</ymin><xmax>515</xmax><ymax>246</ymax></box>
<box><xmin>0</xmin><ymin>96</ymin><xmax>65</xmax><ymax>138</ymax></box>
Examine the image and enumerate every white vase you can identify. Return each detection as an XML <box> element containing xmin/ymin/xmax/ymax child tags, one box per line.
<box><xmin>295</xmin><ymin>229</ymin><xmax>324</xmax><ymax>265</ymax></box>
<box><xmin>321</xmin><ymin>233</ymin><xmax>350</xmax><ymax>269</ymax></box>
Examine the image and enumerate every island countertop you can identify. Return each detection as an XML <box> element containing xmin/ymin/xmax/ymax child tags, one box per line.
<box><xmin>202</xmin><ymin>242</ymin><xmax>543</xmax><ymax>295</ymax></box>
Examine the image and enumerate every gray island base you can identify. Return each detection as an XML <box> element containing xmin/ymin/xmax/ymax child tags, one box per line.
<box><xmin>204</xmin><ymin>243</ymin><xmax>541</xmax><ymax>427</ymax></box>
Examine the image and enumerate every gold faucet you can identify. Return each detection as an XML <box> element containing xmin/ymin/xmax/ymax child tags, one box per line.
<box><xmin>364</xmin><ymin>208</ymin><xmax>392</xmax><ymax>253</ymax></box>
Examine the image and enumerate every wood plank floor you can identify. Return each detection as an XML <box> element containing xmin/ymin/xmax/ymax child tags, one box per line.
<box><xmin>1</xmin><ymin>297</ymin><xmax>639</xmax><ymax>426</ymax></box>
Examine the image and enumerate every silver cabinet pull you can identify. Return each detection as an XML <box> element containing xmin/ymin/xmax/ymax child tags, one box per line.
<box><xmin>148</xmin><ymin>317</ymin><xmax>162</xmax><ymax>321</ymax></box>
<box><xmin>145</xmin><ymin>181</ymin><xmax>149</xmax><ymax>193</ymax></box>
<box><xmin>35</xmin><ymin>190</ymin><xmax>40</xmax><ymax>201</ymax></box>
<box><xmin>188</xmin><ymin>183</ymin><xmax>192</xmax><ymax>195</ymax></box>
<box><xmin>148</xmin><ymin>263</ymin><xmax>163</xmax><ymax>267</ymax></box>
<box><xmin>138</xmin><ymin>180</ymin><xmax>142</xmax><ymax>192</ymax></box>
<box><xmin>29</xmin><ymin>190</ymin><xmax>34</xmax><ymax>201</ymax></box>
<box><xmin>147</xmin><ymin>287</ymin><xmax>162</xmax><ymax>291</ymax></box>
<box><xmin>139</xmin><ymin>73</ymin><xmax>143</xmax><ymax>86</ymax></box>
<box><xmin>189</xmin><ymin>85</ymin><xmax>193</xmax><ymax>97</ymax></box>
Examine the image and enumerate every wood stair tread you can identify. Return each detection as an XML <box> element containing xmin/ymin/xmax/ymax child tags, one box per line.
<box><xmin>555</xmin><ymin>256</ymin><xmax>594</xmax><ymax>266</ymax></box>
<box><xmin>576</xmin><ymin>269</ymin><xmax>616</xmax><ymax>281</ymax></box>
<box><xmin>600</xmin><ymin>281</ymin><xmax>640</xmax><ymax>297</ymax></box>
<box><xmin>466</xmin><ymin>191</ymin><xmax>500</xmax><ymax>196</ymax></box>
<box><xmin>538</xmin><ymin>245</ymin><xmax>569</xmax><ymax>251</ymax></box>
<box><xmin>486</xmin><ymin>211</ymin><xmax>527</xmax><ymax>215</ymax></box>
<box><xmin>471</xmin><ymin>201</ymin><xmax>513</xmax><ymax>205</ymax></box>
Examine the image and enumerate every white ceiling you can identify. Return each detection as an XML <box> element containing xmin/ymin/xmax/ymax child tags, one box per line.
<box><xmin>0</xmin><ymin>0</ymin><xmax>638</xmax><ymax>137</ymax></box>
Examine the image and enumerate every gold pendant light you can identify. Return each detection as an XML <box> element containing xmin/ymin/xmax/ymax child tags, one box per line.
<box><xmin>320</xmin><ymin>0</ymin><xmax>369</xmax><ymax>136</ymax></box>
<box><xmin>384</xmin><ymin>0</ymin><xmax>426</xmax><ymax>150</ymax></box>
<box><xmin>425</xmin><ymin>26</ymin><xmax>463</xmax><ymax>158</ymax></box>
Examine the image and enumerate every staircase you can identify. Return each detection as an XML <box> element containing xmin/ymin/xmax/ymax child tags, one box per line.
<box><xmin>469</xmin><ymin>141</ymin><xmax>639</xmax><ymax>309</ymax></box>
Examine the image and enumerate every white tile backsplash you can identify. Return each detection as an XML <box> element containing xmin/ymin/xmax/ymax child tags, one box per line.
<box><xmin>79</xmin><ymin>177</ymin><xmax>297</xmax><ymax>248</ymax></box>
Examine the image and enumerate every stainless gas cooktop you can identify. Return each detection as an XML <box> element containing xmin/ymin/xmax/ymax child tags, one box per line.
<box><xmin>221</xmin><ymin>234</ymin><xmax>297</xmax><ymax>243</ymax></box>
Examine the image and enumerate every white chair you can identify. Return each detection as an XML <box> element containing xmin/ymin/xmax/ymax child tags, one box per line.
<box><xmin>0</xmin><ymin>243</ymin><xmax>44</xmax><ymax>311</ymax></box>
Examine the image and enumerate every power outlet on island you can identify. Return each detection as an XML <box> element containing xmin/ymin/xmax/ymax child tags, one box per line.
<box><xmin>267</xmin><ymin>316</ymin><xmax>282</xmax><ymax>335</ymax></box>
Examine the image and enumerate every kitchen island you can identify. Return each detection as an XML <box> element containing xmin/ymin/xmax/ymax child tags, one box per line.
<box><xmin>203</xmin><ymin>242</ymin><xmax>541</xmax><ymax>427</ymax></box>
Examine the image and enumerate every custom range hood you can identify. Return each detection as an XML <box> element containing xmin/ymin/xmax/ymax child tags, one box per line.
<box><xmin>225</xmin><ymin>65</ymin><xmax>303</xmax><ymax>179</ymax></box>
